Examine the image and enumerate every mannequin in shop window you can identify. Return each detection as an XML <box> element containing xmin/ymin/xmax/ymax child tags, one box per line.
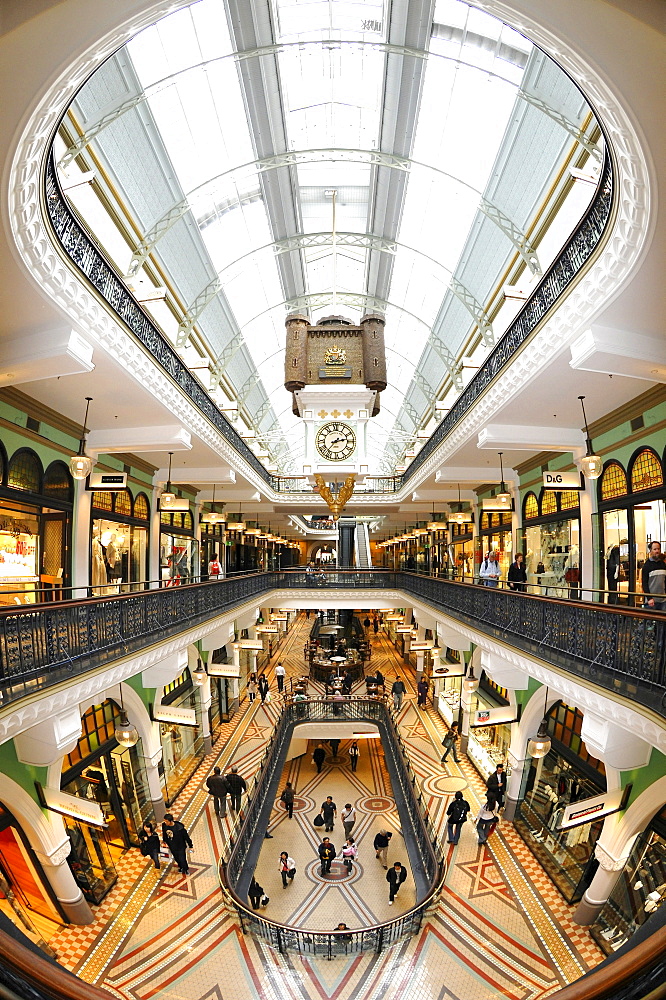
<box><xmin>606</xmin><ymin>545</ymin><xmax>620</xmax><ymax>604</ymax></box>
<box><xmin>564</xmin><ymin>543</ymin><xmax>580</xmax><ymax>600</ymax></box>
<box><xmin>91</xmin><ymin>526</ymin><xmax>108</xmax><ymax>593</ymax></box>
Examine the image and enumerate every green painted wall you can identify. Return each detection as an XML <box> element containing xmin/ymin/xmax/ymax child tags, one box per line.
<box><xmin>620</xmin><ymin>746</ymin><xmax>666</xmax><ymax>812</ymax></box>
<box><xmin>0</xmin><ymin>741</ymin><xmax>48</xmax><ymax>809</ymax></box>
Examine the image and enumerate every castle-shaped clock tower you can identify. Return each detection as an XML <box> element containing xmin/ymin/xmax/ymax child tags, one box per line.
<box><xmin>284</xmin><ymin>313</ymin><xmax>387</xmax><ymax>475</ymax></box>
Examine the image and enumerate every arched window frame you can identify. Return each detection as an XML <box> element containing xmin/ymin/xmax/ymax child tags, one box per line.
<box><xmin>43</xmin><ymin>460</ymin><xmax>74</xmax><ymax>503</ymax></box>
<box><xmin>522</xmin><ymin>491</ymin><xmax>539</xmax><ymax>521</ymax></box>
<box><xmin>7</xmin><ymin>447</ymin><xmax>43</xmax><ymax>494</ymax></box>
<box><xmin>598</xmin><ymin>460</ymin><xmax>629</xmax><ymax>504</ymax></box>
<box><xmin>628</xmin><ymin>447</ymin><xmax>664</xmax><ymax>493</ymax></box>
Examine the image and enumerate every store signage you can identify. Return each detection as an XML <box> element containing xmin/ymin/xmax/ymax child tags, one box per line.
<box><xmin>234</xmin><ymin>639</ymin><xmax>265</xmax><ymax>649</ymax></box>
<box><xmin>559</xmin><ymin>785</ymin><xmax>631</xmax><ymax>830</ymax></box>
<box><xmin>35</xmin><ymin>783</ymin><xmax>107</xmax><ymax>827</ymax></box>
<box><xmin>542</xmin><ymin>471</ymin><xmax>583</xmax><ymax>491</ymax></box>
<box><xmin>481</xmin><ymin>498</ymin><xmax>514</xmax><ymax>512</ymax></box>
<box><xmin>471</xmin><ymin>706</ymin><xmax>517</xmax><ymax>727</ymax></box>
<box><xmin>87</xmin><ymin>472</ymin><xmax>127</xmax><ymax>490</ymax></box>
<box><xmin>207</xmin><ymin>662</ymin><xmax>241</xmax><ymax>678</ymax></box>
<box><xmin>153</xmin><ymin>704</ymin><xmax>198</xmax><ymax>726</ymax></box>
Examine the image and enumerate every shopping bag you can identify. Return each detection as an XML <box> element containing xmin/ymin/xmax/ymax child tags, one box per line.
<box><xmin>313</xmin><ymin>814</ymin><xmax>325</xmax><ymax>827</ymax></box>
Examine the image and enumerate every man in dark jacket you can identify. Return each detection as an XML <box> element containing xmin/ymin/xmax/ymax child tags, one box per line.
<box><xmin>507</xmin><ymin>552</ymin><xmax>528</xmax><ymax>592</ymax></box>
<box><xmin>225</xmin><ymin>765</ymin><xmax>247</xmax><ymax>811</ymax></box>
<box><xmin>318</xmin><ymin>837</ymin><xmax>336</xmax><ymax>875</ymax></box>
<box><xmin>486</xmin><ymin>764</ymin><xmax>507</xmax><ymax>806</ymax></box>
<box><xmin>373</xmin><ymin>829</ymin><xmax>393</xmax><ymax>868</ymax></box>
<box><xmin>320</xmin><ymin>796</ymin><xmax>337</xmax><ymax>832</ymax></box>
<box><xmin>386</xmin><ymin>861</ymin><xmax>407</xmax><ymax>903</ymax></box>
<box><xmin>206</xmin><ymin>766</ymin><xmax>228</xmax><ymax>817</ymax></box>
<box><xmin>312</xmin><ymin>743</ymin><xmax>326</xmax><ymax>773</ymax></box>
<box><xmin>162</xmin><ymin>813</ymin><xmax>193</xmax><ymax>874</ymax></box>
<box><xmin>248</xmin><ymin>876</ymin><xmax>264</xmax><ymax>909</ymax></box>
<box><xmin>441</xmin><ymin>722</ymin><xmax>460</xmax><ymax>763</ymax></box>
<box><xmin>642</xmin><ymin>541</ymin><xmax>666</xmax><ymax>610</ymax></box>
<box><xmin>391</xmin><ymin>677</ymin><xmax>406</xmax><ymax>711</ymax></box>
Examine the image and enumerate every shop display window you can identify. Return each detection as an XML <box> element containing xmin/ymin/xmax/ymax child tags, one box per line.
<box><xmin>0</xmin><ymin>504</ymin><xmax>39</xmax><ymax>599</ymax></box>
<box><xmin>592</xmin><ymin>817</ymin><xmax>666</xmax><ymax>955</ymax></box>
<box><xmin>91</xmin><ymin>490</ymin><xmax>150</xmax><ymax>594</ymax></box>
<box><xmin>160</xmin><ymin>671</ymin><xmax>204</xmax><ymax>803</ymax></box>
<box><xmin>521</xmin><ymin>517</ymin><xmax>580</xmax><ymax>597</ymax></box>
<box><xmin>0</xmin><ymin>804</ymin><xmax>62</xmax><ymax>946</ymax></box>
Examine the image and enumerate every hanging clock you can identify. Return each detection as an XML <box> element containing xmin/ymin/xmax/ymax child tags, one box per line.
<box><xmin>315</xmin><ymin>421</ymin><xmax>356</xmax><ymax>462</ymax></box>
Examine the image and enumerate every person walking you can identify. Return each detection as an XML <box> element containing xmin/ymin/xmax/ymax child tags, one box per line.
<box><xmin>225</xmin><ymin>765</ymin><xmax>247</xmax><ymax>812</ymax></box>
<box><xmin>138</xmin><ymin>821</ymin><xmax>161</xmax><ymax>869</ymax></box>
<box><xmin>479</xmin><ymin>551</ymin><xmax>500</xmax><ymax>587</ymax></box>
<box><xmin>341</xmin><ymin>803</ymin><xmax>356</xmax><ymax>839</ymax></box>
<box><xmin>373</xmin><ymin>616</ymin><xmax>379</xmax><ymax>635</ymax></box>
<box><xmin>258</xmin><ymin>673</ymin><xmax>270</xmax><ymax>703</ymax></box>
<box><xmin>475</xmin><ymin>797</ymin><xmax>500</xmax><ymax>845</ymax></box>
<box><xmin>417</xmin><ymin>677</ymin><xmax>428</xmax><ymax>708</ymax></box>
<box><xmin>278</xmin><ymin>851</ymin><xmax>296</xmax><ymax>887</ymax></box>
<box><xmin>247</xmin><ymin>673</ymin><xmax>257</xmax><ymax>703</ymax></box>
<box><xmin>507</xmin><ymin>552</ymin><xmax>528</xmax><ymax>592</ymax></box>
<box><xmin>375</xmin><ymin>669</ymin><xmax>384</xmax><ymax>693</ymax></box>
<box><xmin>329</xmin><ymin>738</ymin><xmax>341</xmax><ymax>757</ymax></box>
<box><xmin>312</xmin><ymin>743</ymin><xmax>326</xmax><ymax>773</ymax></box>
<box><xmin>392</xmin><ymin>677</ymin><xmax>406</xmax><ymax>711</ymax></box>
<box><xmin>441</xmin><ymin>722</ymin><xmax>461</xmax><ymax>764</ymax></box>
<box><xmin>206</xmin><ymin>765</ymin><xmax>228</xmax><ymax>817</ymax></box>
<box><xmin>339</xmin><ymin>837</ymin><xmax>358</xmax><ymax>873</ymax></box>
<box><xmin>374</xmin><ymin>829</ymin><xmax>393</xmax><ymax>869</ymax></box>
<box><xmin>275</xmin><ymin>662</ymin><xmax>286</xmax><ymax>692</ymax></box>
<box><xmin>280</xmin><ymin>782</ymin><xmax>295</xmax><ymax>819</ymax></box>
<box><xmin>208</xmin><ymin>552</ymin><xmax>222</xmax><ymax>579</ymax></box>
<box><xmin>320</xmin><ymin>796</ymin><xmax>337</xmax><ymax>832</ymax></box>
<box><xmin>248</xmin><ymin>876</ymin><xmax>264</xmax><ymax>909</ymax></box>
<box><xmin>446</xmin><ymin>790</ymin><xmax>471</xmax><ymax>844</ymax></box>
<box><xmin>386</xmin><ymin>861</ymin><xmax>407</xmax><ymax>904</ymax></box>
<box><xmin>348</xmin><ymin>741</ymin><xmax>360</xmax><ymax>772</ymax></box>
<box><xmin>162</xmin><ymin>813</ymin><xmax>193</xmax><ymax>874</ymax></box>
<box><xmin>318</xmin><ymin>837</ymin><xmax>336</xmax><ymax>875</ymax></box>
<box><xmin>642</xmin><ymin>541</ymin><xmax>666</xmax><ymax>610</ymax></box>
<box><xmin>486</xmin><ymin>764</ymin><xmax>507</xmax><ymax>807</ymax></box>
<box><xmin>363</xmin><ymin>616</ymin><xmax>371</xmax><ymax>631</ymax></box>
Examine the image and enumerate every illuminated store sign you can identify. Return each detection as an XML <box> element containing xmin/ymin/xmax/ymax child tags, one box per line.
<box><xmin>559</xmin><ymin>786</ymin><xmax>631</xmax><ymax>830</ymax></box>
<box><xmin>542</xmin><ymin>471</ymin><xmax>583</xmax><ymax>490</ymax></box>
<box><xmin>36</xmin><ymin>784</ymin><xmax>107</xmax><ymax>827</ymax></box>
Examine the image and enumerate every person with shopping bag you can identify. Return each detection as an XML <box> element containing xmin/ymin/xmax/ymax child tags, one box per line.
<box><xmin>278</xmin><ymin>851</ymin><xmax>296</xmax><ymax>887</ymax></box>
<box><xmin>475</xmin><ymin>797</ymin><xmax>500</xmax><ymax>845</ymax></box>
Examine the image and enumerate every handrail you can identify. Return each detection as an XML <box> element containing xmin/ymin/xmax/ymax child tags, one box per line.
<box><xmin>218</xmin><ymin>697</ymin><xmax>446</xmax><ymax>955</ymax></box>
<box><xmin>1</xmin><ymin>570</ymin><xmax>665</xmax><ymax>718</ymax></box>
<box><xmin>45</xmin><ymin>143</ymin><xmax>612</xmax><ymax>493</ymax></box>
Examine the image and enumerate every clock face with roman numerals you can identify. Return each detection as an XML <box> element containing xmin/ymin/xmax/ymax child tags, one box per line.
<box><xmin>315</xmin><ymin>421</ymin><xmax>356</xmax><ymax>462</ymax></box>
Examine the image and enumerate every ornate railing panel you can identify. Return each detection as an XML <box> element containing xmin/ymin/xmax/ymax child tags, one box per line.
<box><xmin>2</xmin><ymin>569</ymin><xmax>664</xmax><ymax>716</ymax></box>
<box><xmin>45</xmin><ymin>147</ymin><xmax>612</xmax><ymax>495</ymax></box>
<box><xmin>220</xmin><ymin>698</ymin><xmax>445</xmax><ymax>955</ymax></box>
<box><xmin>401</xmin><ymin>150</ymin><xmax>613</xmax><ymax>483</ymax></box>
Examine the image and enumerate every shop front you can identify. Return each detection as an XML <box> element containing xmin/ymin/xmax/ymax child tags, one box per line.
<box><xmin>160</xmin><ymin>509</ymin><xmax>199</xmax><ymax>583</ymax></box>
<box><xmin>157</xmin><ymin>670</ymin><xmax>204</xmax><ymax>804</ymax></box>
<box><xmin>520</xmin><ymin>489</ymin><xmax>581</xmax><ymax>597</ymax></box>
<box><xmin>477</xmin><ymin>510</ymin><xmax>512</xmax><ymax>582</ymax></box>
<box><xmin>514</xmin><ymin>701</ymin><xmax>606</xmax><ymax>903</ymax></box>
<box><xmin>0</xmin><ymin>447</ymin><xmax>73</xmax><ymax>604</ymax></box>
<box><xmin>0</xmin><ymin>803</ymin><xmax>63</xmax><ymax>947</ymax></box>
<box><xmin>200</xmin><ymin>521</ymin><xmax>225</xmax><ymax>579</ymax></box>
<box><xmin>466</xmin><ymin>678</ymin><xmax>514</xmax><ymax>779</ymax></box>
<box><xmin>597</xmin><ymin>448</ymin><xmax>665</xmax><ymax>605</ymax></box>
<box><xmin>91</xmin><ymin>489</ymin><xmax>149</xmax><ymax>593</ymax></box>
<box><xmin>59</xmin><ymin>700</ymin><xmax>154</xmax><ymax>903</ymax></box>
<box><xmin>208</xmin><ymin>647</ymin><xmax>237</xmax><ymax>731</ymax></box>
<box><xmin>592</xmin><ymin>804</ymin><xmax>666</xmax><ymax>955</ymax></box>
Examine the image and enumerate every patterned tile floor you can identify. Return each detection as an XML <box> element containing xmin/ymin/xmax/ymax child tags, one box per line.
<box><xmin>50</xmin><ymin>613</ymin><xmax>604</xmax><ymax>999</ymax></box>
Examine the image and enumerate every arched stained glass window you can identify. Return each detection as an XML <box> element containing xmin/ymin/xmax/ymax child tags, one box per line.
<box><xmin>541</xmin><ymin>491</ymin><xmax>557</xmax><ymax>516</ymax></box>
<box><xmin>43</xmin><ymin>461</ymin><xmax>73</xmax><ymax>502</ymax></box>
<box><xmin>600</xmin><ymin>462</ymin><xmax>628</xmax><ymax>501</ymax></box>
<box><xmin>92</xmin><ymin>491</ymin><xmax>113</xmax><ymax>511</ymax></box>
<box><xmin>134</xmin><ymin>493</ymin><xmax>150</xmax><ymax>521</ymax></box>
<box><xmin>480</xmin><ymin>513</ymin><xmax>490</xmax><ymax>530</ymax></box>
<box><xmin>523</xmin><ymin>492</ymin><xmax>538</xmax><ymax>520</ymax></box>
<box><xmin>559</xmin><ymin>490</ymin><xmax>580</xmax><ymax>511</ymax></box>
<box><xmin>630</xmin><ymin>449</ymin><xmax>663</xmax><ymax>493</ymax></box>
<box><xmin>114</xmin><ymin>490</ymin><xmax>132</xmax><ymax>518</ymax></box>
<box><xmin>7</xmin><ymin>449</ymin><xmax>41</xmax><ymax>493</ymax></box>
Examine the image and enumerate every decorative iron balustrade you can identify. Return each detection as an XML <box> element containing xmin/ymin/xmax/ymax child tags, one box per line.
<box><xmin>401</xmin><ymin>149</ymin><xmax>613</xmax><ymax>483</ymax></box>
<box><xmin>1</xmin><ymin>569</ymin><xmax>663</xmax><ymax>717</ymax></box>
<box><xmin>45</xmin><ymin>147</ymin><xmax>612</xmax><ymax>495</ymax></box>
<box><xmin>219</xmin><ymin>697</ymin><xmax>445</xmax><ymax>956</ymax></box>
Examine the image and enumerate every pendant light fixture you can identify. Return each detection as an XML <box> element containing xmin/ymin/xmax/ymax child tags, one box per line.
<box><xmin>527</xmin><ymin>686</ymin><xmax>552</xmax><ymax>759</ymax></box>
<box><xmin>496</xmin><ymin>453</ymin><xmax>512</xmax><ymax>508</ymax></box>
<box><xmin>192</xmin><ymin>658</ymin><xmax>208</xmax><ymax>686</ymax></box>
<box><xmin>114</xmin><ymin>687</ymin><xmax>139</xmax><ymax>748</ymax></box>
<box><xmin>463</xmin><ymin>668</ymin><xmax>479</xmax><ymax>693</ymax></box>
<box><xmin>578</xmin><ymin>395</ymin><xmax>603</xmax><ymax>480</ymax></box>
<box><xmin>208</xmin><ymin>484</ymin><xmax>219</xmax><ymax>524</ymax></box>
<box><xmin>448</xmin><ymin>484</ymin><xmax>471</xmax><ymax>525</ymax></box>
<box><xmin>160</xmin><ymin>452</ymin><xmax>176</xmax><ymax>509</ymax></box>
<box><xmin>69</xmin><ymin>397</ymin><xmax>94</xmax><ymax>480</ymax></box>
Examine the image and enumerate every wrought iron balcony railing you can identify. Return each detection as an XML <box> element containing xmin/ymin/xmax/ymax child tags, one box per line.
<box><xmin>219</xmin><ymin>697</ymin><xmax>446</xmax><ymax>956</ymax></box>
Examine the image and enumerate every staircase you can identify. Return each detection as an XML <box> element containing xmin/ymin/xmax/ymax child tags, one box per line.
<box><xmin>354</xmin><ymin>522</ymin><xmax>372</xmax><ymax>568</ymax></box>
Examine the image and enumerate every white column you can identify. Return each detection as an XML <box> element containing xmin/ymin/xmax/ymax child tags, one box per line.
<box><xmin>573</xmin><ymin>842</ymin><xmax>632</xmax><ymax>925</ymax></box>
<box><xmin>149</xmin><ymin>485</ymin><xmax>161</xmax><ymax>588</ymax></box>
<box><xmin>35</xmin><ymin>841</ymin><xmax>94</xmax><ymax>925</ymax></box>
<box><xmin>144</xmin><ymin>747</ymin><xmax>166</xmax><ymax>822</ymax></box>
<box><xmin>503</xmin><ymin>745</ymin><xmax>529</xmax><ymax>821</ymax></box>
<box><xmin>71</xmin><ymin>478</ymin><xmax>92</xmax><ymax>596</ymax></box>
<box><xmin>459</xmin><ymin>680</ymin><xmax>474</xmax><ymax>753</ymax></box>
<box><xmin>575</xmin><ymin>458</ymin><xmax>597</xmax><ymax>599</ymax></box>
<box><xmin>199</xmin><ymin>675</ymin><xmax>212</xmax><ymax>752</ymax></box>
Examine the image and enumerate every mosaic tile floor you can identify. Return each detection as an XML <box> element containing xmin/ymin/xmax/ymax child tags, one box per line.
<box><xmin>51</xmin><ymin>613</ymin><xmax>604</xmax><ymax>999</ymax></box>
